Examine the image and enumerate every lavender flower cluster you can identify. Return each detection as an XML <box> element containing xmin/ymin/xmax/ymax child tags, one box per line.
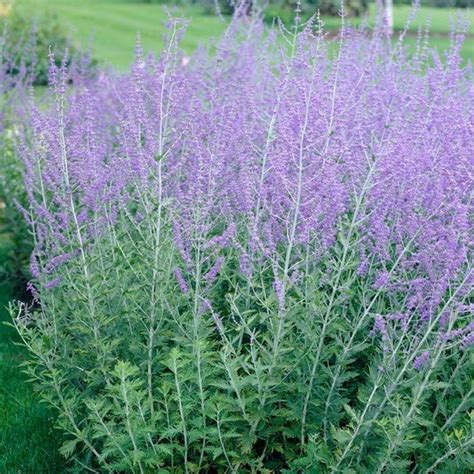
<box><xmin>24</xmin><ymin>16</ymin><xmax>473</xmax><ymax>343</ymax></box>
<box><xmin>13</xmin><ymin>8</ymin><xmax>474</xmax><ymax>472</ymax></box>
<box><xmin>0</xmin><ymin>24</ymin><xmax>35</xmax><ymax>131</ymax></box>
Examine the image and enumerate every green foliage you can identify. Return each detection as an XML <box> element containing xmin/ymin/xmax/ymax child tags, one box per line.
<box><xmin>175</xmin><ymin>0</ymin><xmax>369</xmax><ymax>18</ymax></box>
<box><xmin>12</xmin><ymin>191</ymin><xmax>473</xmax><ymax>471</ymax></box>
<box><xmin>270</xmin><ymin>0</ymin><xmax>368</xmax><ymax>18</ymax></box>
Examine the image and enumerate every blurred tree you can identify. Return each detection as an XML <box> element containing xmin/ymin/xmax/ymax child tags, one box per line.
<box><xmin>382</xmin><ymin>0</ymin><xmax>393</xmax><ymax>33</ymax></box>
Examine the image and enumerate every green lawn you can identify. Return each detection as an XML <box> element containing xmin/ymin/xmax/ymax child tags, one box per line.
<box><xmin>339</xmin><ymin>4</ymin><xmax>473</xmax><ymax>61</ymax></box>
<box><xmin>271</xmin><ymin>3</ymin><xmax>473</xmax><ymax>61</ymax></box>
<box><xmin>19</xmin><ymin>0</ymin><xmax>227</xmax><ymax>69</ymax></box>
<box><xmin>0</xmin><ymin>226</ymin><xmax>66</xmax><ymax>472</ymax></box>
<box><xmin>324</xmin><ymin>3</ymin><xmax>473</xmax><ymax>33</ymax></box>
<box><xmin>16</xmin><ymin>0</ymin><xmax>474</xmax><ymax>68</ymax></box>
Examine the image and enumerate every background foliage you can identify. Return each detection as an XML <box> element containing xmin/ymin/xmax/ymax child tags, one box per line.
<box><xmin>0</xmin><ymin>3</ymin><xmax>93</xmax><ymax>85</ymax></box>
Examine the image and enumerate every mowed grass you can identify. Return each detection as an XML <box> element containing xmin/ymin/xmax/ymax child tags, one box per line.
<box><xmin>0</xmin><ymin>223</ymin><xmax>66</xmax><ymax>472</ymax></box>
<box><xmin>18</xmin><ymin>0</ymin><xmax>228</xmax><ymax>69</ymax></box>
<box><xmin>15</xmin><ymin>0</ymin><xmax>474</xmax><ymax>68</ymax></box>
<box><xmin>324</xmin><ymin>4</ymin><xmax>473</xmax><ymax>61</ymax></box>
<box><xmin>320</xmin><ymin>3</ymin><xmax>473</xmax><ymax>33</ymax></box>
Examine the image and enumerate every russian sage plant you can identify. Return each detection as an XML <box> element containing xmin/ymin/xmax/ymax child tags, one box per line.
<box><xmin>12</xmin><ymin>7</ymin><xmax>474</xmax><ymax>473</ymax></box>
<box><xmin>0</xmin><ymin>25</ymin><xmax>36</xmax><ymax>286</ymax></box>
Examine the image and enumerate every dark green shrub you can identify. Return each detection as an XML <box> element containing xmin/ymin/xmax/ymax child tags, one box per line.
<box><xmin>141</xmin><ymin>0</ymin><xmax>369</xmax><ymax>17</ymax></box>
<box><xmin>0</xmin><ymin>130</ymin><xmax>32</xmax><ymax>293</ymax></box>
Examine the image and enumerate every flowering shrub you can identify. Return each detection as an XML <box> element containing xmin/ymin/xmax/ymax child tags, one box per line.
<box><xmin>12</xmin><ymin>7</ymin><xmax>473</xmax><ymax>472</ymax></box>
<box><xmin>0</xmin><ymin>26</ymin><xmax>35</xmax><ymax>288</ymax></box>
<box><xmin>0</xmin><ymin>24</ymin><xmax>94</xmax><ymax>289</ymax></box>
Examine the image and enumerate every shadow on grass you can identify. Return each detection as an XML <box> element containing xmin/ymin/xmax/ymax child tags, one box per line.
<box><xmin>0</xmin><ymin>230</ymin><xmax>67</xmax><ymax>472</ymax></box>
